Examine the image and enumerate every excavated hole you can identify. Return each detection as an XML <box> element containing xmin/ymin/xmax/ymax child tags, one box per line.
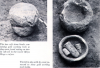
<box><xmin>64</xmin><ymin>3</ymin><xmax>86</xmax><ymax>22</ymax></box>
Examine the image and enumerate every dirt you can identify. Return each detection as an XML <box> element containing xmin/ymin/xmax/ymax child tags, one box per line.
<box><xmin>53</xmin><ymin>0</ymin><xmax>100</xmax><ymax>67</ymax></box>
<box><xmin>0</xmin><ymin>0</ymin><xmax>47</xmax><ymax>41</ymax></box>
<box><xmin>64</xmin><ymin>3</ymin><xmax>85</xmax><ymax>22</ymax></box>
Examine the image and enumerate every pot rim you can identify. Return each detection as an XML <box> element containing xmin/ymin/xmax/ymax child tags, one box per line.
<box><xmin>60</xmin><ymin>0</ymin><xmax>93</xmax><ymax>25</ymax></box>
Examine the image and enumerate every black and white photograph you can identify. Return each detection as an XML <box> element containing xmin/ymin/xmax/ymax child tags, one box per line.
<box><xmin>2</xmin><ymin>0</ymin><xmax>100</xmax><ymax>68</ymax></box>
<box><xmin>0</xmin><ymin>0</ymin><xmax>47</xmax><ymax>41</ymax></box>
<box><xmin>53</xmin><ymin>0</ymin><xmax>100</xmax><ymax>67</ymax></box>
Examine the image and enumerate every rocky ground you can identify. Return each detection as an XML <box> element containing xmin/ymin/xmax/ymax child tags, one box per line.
<box><xmin>0</xmin><ymin>0</ymin><xmax>47</xmax><ymax>41</ymax></box>
<box><xmin>53</xmin><ymin>0</ymin><xmax>100</xmax><ymax>67</ymax></box>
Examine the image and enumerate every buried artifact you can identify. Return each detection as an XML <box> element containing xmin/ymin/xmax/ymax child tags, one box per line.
<box><xmin>59</xmin><ymin>0</ymin><xmax>93</xmax><ymax>33</ymax></box>
<box><xmin>9</xmin><ymin>2</ymin><xmax>39</xmax><ymax>36</ymax></box>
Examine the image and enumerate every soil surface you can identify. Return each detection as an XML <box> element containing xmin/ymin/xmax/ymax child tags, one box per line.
<box><xmin>53</xmin><ymin>0</ymin><xmax>100</xmax><ymax>67</ymax></box>
<box><xmin>0</xmin><ymin>0</ymin><xmax>47</xmax><ymax>41</ymax></box>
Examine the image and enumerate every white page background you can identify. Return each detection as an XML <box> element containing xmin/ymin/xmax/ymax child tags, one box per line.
<box><xmin>0</xmin><ymin>42</ymin><xmax>52</xmax><ymax>68</ymax></box>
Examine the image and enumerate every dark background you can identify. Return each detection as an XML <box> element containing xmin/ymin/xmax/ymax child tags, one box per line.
<box><xmin>0</xmin><ymin>0</ymin><xmax>47</xmax><ymax>41</ymax></box>
<box><xmin>53</xmin><ymin>0</ymin><xmax>100</xmax><ymax>67</ymax></box>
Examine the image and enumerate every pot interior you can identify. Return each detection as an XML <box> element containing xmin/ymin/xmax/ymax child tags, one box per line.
<box><xmin>62</xmin><ymin>36</ymin><xmax>87</xmax><ymax>58</ymax></box>
<box><xmin>64</xmin><ymin>3</ymin><xmax>86</xmax><ymax>22</ymax></box>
